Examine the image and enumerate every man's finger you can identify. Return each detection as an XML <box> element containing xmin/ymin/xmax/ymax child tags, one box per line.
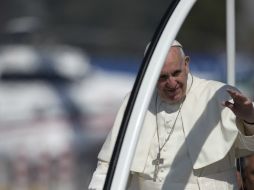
<box><xmin>222</xmin><ymin>100</ymin><xmax>234</xmax><ymax>110</ymax></box>
<box><xmin>226</xmin><ymin>89</ymin><xmax>246</xmax><ymax>103</ymax></box>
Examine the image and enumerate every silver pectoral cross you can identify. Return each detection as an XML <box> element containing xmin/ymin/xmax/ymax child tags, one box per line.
<box><xmin>152</xmin><ymin>152</ymin><xmax>164</xmax><ymax>181</ymax></box>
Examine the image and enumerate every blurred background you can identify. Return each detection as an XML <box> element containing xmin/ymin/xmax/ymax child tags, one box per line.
<box><xmin>0</xmin><ymin>0</ymin><xmax>253</xmax><ymax>189</ymax></box>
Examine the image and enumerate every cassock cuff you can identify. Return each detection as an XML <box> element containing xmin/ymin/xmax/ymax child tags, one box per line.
<box><xmin>243</xmin><ymin>120</ymin><xmax>254</xmax><ymax>135</ymax></box>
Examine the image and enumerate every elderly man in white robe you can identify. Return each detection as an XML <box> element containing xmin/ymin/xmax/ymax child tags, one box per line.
<box><xmin>88</xmin><ymin>41</ymin><xmax>254</xmax><ymax>190</ymax></box>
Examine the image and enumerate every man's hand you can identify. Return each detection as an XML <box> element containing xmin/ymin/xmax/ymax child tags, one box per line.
<box><xmin>223</xmin><ymin>89</ymin><xmax>254</xmax><ymax>124</ymax></box>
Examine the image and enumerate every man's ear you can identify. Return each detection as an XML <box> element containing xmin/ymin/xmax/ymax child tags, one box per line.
<box><xmin>185</xmin><ymin>56</ymin><xmax>190</xmax><ymax>65</ymax></box>
<box><xmin>184</xmin><ymin>56</ymin><xmax>190</xmax><ymax>72</ymax></box>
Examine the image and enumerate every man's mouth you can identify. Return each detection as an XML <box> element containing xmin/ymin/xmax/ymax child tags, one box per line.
<box><xmin>165</xmin><ymin>87</ymin><xmax>179</xmax><ymax>94</ymax></box>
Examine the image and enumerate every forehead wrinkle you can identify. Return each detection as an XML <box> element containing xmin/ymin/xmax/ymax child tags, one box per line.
<box><xmin>171</xmin><ymin>47</ymin><xmax>185</xmax><ymax>60</ymax></box>
<box><xmin>163</xmin><ymin>47</ymin><xmax>185</xmax><ymax>70</ymax></box>
<box><xmin>169</xmin><ymin>47</ymin><xmax>184</xmax><ymax>60</ymax></box>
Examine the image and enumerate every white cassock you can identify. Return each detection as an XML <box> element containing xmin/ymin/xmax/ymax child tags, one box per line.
<box><xmin>88</xmin><ymin>74</ymin><xmax>254</xmax><ymax>190</ymax></box>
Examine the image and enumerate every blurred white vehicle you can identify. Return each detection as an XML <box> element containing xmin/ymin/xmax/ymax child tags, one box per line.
<box><xmin>0</xmin><ymin>44</ymin><xmax>135</xmax><ymax>189</ymax></box>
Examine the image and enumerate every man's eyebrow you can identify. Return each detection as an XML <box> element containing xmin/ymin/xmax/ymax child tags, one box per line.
<box><xmin>160</xmin><ymin>71</ymin><xmax>168</xmax><ymax>75</ymax></box>
<box><xmin>160</xmin><ymin>69</ymin><xmax>182</xmax><ymax>75</ymax></box>
<box><xmin>172</xmin><ymin>69</ymin><xmax>182</xmax><ymax>74</ymax></box>
<box><xmin>173</xmin><ymin>69</ymin><xmax>181</xmax><ymax>73</ymax></box>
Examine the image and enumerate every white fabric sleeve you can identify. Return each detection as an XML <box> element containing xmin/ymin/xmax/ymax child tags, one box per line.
<box><xmin>98</xmin><ymin>94</ymin><xmax>130</xmax><ymax>161</ymax></box>
<box><xmin>88</xmin><ymin>160</ymin><xmax>109</xmax><ymax>190</ymax></box>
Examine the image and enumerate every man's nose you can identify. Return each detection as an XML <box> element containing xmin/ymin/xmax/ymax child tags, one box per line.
<box><xmin>166</xmin><ymin>76</ymin><xmax>177</xmax><ymax>88</ymax></box>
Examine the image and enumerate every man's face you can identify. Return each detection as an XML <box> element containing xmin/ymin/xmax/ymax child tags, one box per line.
<box><xmin>157</xmin><ymin>47</ymin><xmax>189</xmax><ymax>104</ymax></box>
